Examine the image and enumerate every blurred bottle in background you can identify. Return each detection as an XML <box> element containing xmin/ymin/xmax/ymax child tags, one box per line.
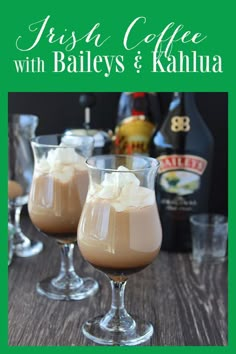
<box><xmin>150</xmin><ymin>92</ymin><xmax>214</xmax><ymax>252</ymax></box>
<box><xmin>115</xmin><ymin>92</ymin><xmax>161</xmax><ymax>155</ymax></box>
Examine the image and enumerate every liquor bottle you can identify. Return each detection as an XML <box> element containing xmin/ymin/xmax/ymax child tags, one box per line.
<box><xmin>115</xmin><ymin>92</ymin><xmax>160</xmax><ymax>154</ymax></box>
<box><xmin>150</xmin><ymin>92</ymin><xmax>214</xmax><ymax>252</ymax></box>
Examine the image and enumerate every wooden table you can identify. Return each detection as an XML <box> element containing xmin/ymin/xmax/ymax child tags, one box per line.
<box><xmin>8</xmin><ymin>216</ymin><xmax>228</xmax><ymax>346</ymax></box>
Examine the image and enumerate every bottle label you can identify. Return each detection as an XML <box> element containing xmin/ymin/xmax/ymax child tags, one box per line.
<box><xmin>158</xmin><ymin>154</ymin><xmax>207</xmax><ymax>201</ymax></box>
<box><xmin>115</xmin><ymin>116</ymin><xmax>155</xmax><ymax>154</ymax></box>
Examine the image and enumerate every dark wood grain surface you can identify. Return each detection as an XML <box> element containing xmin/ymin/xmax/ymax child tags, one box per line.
<box><xmin>8</xmin><ymin>216</ymin><xmax>228</xmax><ymax>346</ymax></box>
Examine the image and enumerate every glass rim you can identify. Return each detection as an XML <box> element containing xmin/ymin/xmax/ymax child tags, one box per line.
<box><xmin>190</xmin><ymin>213</ymin><xmax>228</xmax><ymax>227</ymax></box>
<box><xmin>86</xmin><ymin>154</ymin><xmax>160</xmax><ymax>173</ymax></box>
<box><xmin>9</xmin><ymin>114</ymin><xmax>39</xmax><ymax>123</ymax></box>
<box><xmin>31</xmin><ymin>133</ymin><xmax>94</xmax><ymax>148</ymax></box>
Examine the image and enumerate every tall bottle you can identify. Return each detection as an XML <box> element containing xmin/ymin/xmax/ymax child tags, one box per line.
<box><xmin>150</xmin><ymin>92</ymin><xmax>214</xmax><ymax>252</ymax></box>
<box><xmin>115</xmin><ymin>92</ymin><xmax>160</xmax><ymax>154</ymax></box>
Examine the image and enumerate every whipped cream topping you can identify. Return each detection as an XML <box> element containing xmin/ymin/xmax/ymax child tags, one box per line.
<box><xmin>89</xmin><ymin>166</ymin><xmax>155</xmax><ymax>211</ymax></box>
<box><xmin>35</xmin><ymin>143</ymin><xmax>86</xmax><ymax>182</ymax></box>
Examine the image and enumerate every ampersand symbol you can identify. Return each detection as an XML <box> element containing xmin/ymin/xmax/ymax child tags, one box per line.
<box><xmin>134</xmin><ymin>51</ymin><xmax>142</xmax><ymax>73</ymax></box>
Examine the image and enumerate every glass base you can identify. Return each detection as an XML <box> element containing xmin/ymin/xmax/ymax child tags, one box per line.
<box><xmin>14</xmin><ymin>239</ymin><xmax>43</xmax><ymax>258</ymax></box>
<box><xmin>82</xmin><ymin>315</ymin><xmax>154</xmax><ymax>346</ymax></box>
<box><xmin>36</xmin><ymin>277</ymin><xmax>99</xmax><ymax>301</ymax></box>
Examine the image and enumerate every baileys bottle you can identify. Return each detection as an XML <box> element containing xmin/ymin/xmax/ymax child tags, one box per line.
<box><xmin>150</xmin><ymin>92</ymin><xmax>214</xmax><ymax>252</ymax></box>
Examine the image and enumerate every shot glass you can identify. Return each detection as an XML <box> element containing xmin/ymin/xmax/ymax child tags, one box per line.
<box><xmin>190</xmin><ymin>214</ymin><xmax>228</xmax><ymax>263</ymax></box>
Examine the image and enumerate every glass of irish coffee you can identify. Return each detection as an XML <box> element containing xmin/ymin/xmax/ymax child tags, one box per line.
<box><xmin>28</xmin><ymin>134</ymin><xmax>98</xmax><ymax>300</ymax></box>
<box><xmin>77</xmin><ymin>155</ymin><xmax>162</xmax><ymax>345</ymax></box>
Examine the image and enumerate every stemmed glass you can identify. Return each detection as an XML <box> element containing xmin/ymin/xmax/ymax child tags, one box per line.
<box><xmin>8</xmin><ymin>114</ymin><xmax>43</xmax><ymax>257</ymax></box>
<box><xmin>77</xmin><ymin>155</ymin><xmax>162</xmax><ymax>345</ymax></box>
<box><xmin>28</xmin><ymin>134</ymin><xmax>98</xmax><ymax>300</ymax></box>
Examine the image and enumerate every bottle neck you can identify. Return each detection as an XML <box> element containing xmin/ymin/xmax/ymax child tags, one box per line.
<box><xmin>131</xmin><ymin>92</ymin><xmax>146</xmax><ymax>116</ymax></box>
<box><xmin>118</xmin><ymin>92</ymin><xmax>151</xmax><ymax>123</ymax></box>
<box><xmin>170</xmin><ymin>92</ymin><xmax>197</xmax><ymax>115</ymax></box>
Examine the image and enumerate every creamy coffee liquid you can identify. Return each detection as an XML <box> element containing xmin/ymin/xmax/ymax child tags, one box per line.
<box><xmin>78</xmin><ymin>192</ymin><xmax>162</xmax><ymax>276</ymax></box>
<box><xmin>29</xmin><ymin>169</ymin><xmax>88</xmax><ymax>243</ymax></box>
<box><xmin>78</xmin><ymin>166</ymin><xmax>162</xmax><ymax>279</ymax></box>
<box><xmin>29</xmin><ymin>146</ymin><xmax>88</xmax><ymax>243</ymax></box>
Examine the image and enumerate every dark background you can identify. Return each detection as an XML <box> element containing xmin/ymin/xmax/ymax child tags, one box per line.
<box><xmin>8</xmin><ymin>92</ymin><xmax>228</xmax><ymax>215</ymax></box>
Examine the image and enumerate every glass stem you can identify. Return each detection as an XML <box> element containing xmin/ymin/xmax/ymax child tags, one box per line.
<box><xmin>111</xmin><ymin>280</ymin><xmax>126</xmax><ymax>312</ymax></box>
<box><xmin>9</xmin><ymin>205</ymin><xmax>30</xmax><ymax>246</ymax></box>
<box><xmin>59</xmin><ymin>243</ymin><xmax>76</xmax><ymax>276</ymax></box>
<box><xmin>100</xmin><ymin>280</ymin><xmax>135</xmax><ymax>332</ymax></box>
<box><xmin>52</xmin><ymin>243</ymin><xmax>82</xmax><ymax>288</ymax></box>
<box><xmin>13</xmin><ymin>206</ymin><xmax>22</xmax><ymax>230</ymax></box>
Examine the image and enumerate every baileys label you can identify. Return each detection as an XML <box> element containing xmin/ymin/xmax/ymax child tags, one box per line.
<box><xmin>158</xmin><ymin>154</ymin><xmax>207</xmax><ymax>196</ymax></box>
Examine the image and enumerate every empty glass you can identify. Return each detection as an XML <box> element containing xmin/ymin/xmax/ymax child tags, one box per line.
<box><xmin>190</xmin><ymin>214</ymin><xmax>228</xmax><ymax>263</ymax></box>
<box><xmin>28</xmin><ymin>134</ymin><xmax>98</xmax><ymax>300</ymax></box>
<box><xmin>77</xmin><ymin>155</ymin><xmax>162</xmax><ymax>345</ymax></box>
<box><xmin>8</xmin><ymin>114</ymin><xmax>43</xmax><ymax>257</ymax></box>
